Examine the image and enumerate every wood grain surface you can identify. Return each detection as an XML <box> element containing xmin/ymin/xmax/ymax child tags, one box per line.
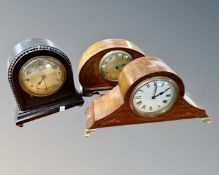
<box><xmin>78</xmin><ymin>39</ymin><xmax>145</xmax><ymax>95</ymax></box>
<box><xmin>86</xmin><ymin>56</ymin><xmax>209</xmax><ymax>129</ymax></box>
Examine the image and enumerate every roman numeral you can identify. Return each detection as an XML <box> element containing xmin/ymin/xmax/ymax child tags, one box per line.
<box><xmin>161</xmin><ymin>83</ymin><xmax>165</xmax><ymax>87</ymax></box>
<box><xmin>135</xmin><ymin>96</ymin><xmax>141</xmax><ymax>99</ymax></box>
<box><xmin>138</xmin><ymin>90</ymin><xmax>144</xmax><ymax>93</ymax></box>
<box><xmin>142</xmin><ymin>105</ymin><xmax>146</xmax><ymax>109</ymax></box>
<box><xmin>146</xmin><ymin>83</ymin><xmax>150</xmax><ymax>88</ymax></box>
<box><xmin>149</xmin><ymin>106</ymin><xmax>152</xmax><ymax>111</ymax></box>
<box><xmin>163</xmin><ymin>100</ymin><xmax>168</xmax><ymax>103</ymax></box>
<box><xmin>166</xmin><ymin>94</ymin><xmax>171</xmax><ymax>97</ymax></box>
<box><xmin>137</xmin><ymin>101</ymin><xmax>142</xmax><ymax>105</ymax></box>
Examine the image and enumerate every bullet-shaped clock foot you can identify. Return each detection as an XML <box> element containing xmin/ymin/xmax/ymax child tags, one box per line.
<box><xmin>202</xmin><ymin>116</ymin><xmax>212</xmax><ymax>124</ymax></box>
<box><xmin>84</xmin><ymin>129</ymin><xmax>96</xmax><ymax>138</ymax></box>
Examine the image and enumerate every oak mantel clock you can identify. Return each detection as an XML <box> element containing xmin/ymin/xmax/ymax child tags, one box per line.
<box><xmin>85</xmin><ymin>56</ymin><xmax>211</xmax><ymax>137</ymax></box>
<box><xmin>8</xmin><ymin>38</ymin><xmax>84</xmax><ymax>126</ymax></box>
<box><xmin>78</xmin><ymin>38</ymin><xmax>145</xmax><ymax>96</ymax></box>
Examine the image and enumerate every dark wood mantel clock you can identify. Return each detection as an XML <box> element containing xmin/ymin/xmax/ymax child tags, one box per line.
<box><xmin>8</xmin><ymin>38</ymin><xmax>84</xmax><ymax>126</ymax></box>
<box><xmin>84</xmin><ymin>56</ymin><xmax>211</xmax><ymax>137</ymax></box>
<box><xmin>78</xmin><ymin>38</ymin><xmax>145</xmax><ymax>96</ymax></box>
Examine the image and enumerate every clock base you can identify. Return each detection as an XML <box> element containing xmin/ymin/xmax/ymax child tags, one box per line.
<box><xmin>15</xmin><ymin>95</ymin><xmax>84</xmax><ymax>126</ymax></box>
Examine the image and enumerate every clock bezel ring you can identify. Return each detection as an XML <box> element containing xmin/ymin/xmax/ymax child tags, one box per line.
<box><xmin>99</xmin><ymin>50</ymin><xmax>134</xmax><ymax>82</ymax></box>
<box><xmin>129</xmin><ymin>76</ymin><xmax>179</xmax><ymax>118</ymax></box>
<box><xmin>18</xmin><ymin>55</ymin><xmax>67</xmax><ymax>97</ymax></box>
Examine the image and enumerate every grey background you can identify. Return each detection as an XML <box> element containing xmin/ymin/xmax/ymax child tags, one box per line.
<box><xmin>0</xmin><ymin>0</ymin><xmax>218</xmax><ymax>175</ymax></box>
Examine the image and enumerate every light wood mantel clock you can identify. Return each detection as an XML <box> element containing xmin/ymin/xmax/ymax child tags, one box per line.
<box><xmin>84</xmin><ymin>56</ymin><xmax>211</xmax><ymax>137</ymax></box>
<box><xmin>78</xmin><ymin>39</ymin><xmax>145</xmax><ymax>96</ymax></box>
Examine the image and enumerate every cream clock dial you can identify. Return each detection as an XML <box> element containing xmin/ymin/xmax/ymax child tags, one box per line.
<box><xmin>19</xmin><ymin>56</ymin><xmax>66</xmax><ymax>97</ymax></box>
<box><xmin>99</xmin><ymin>50</ymin><xmax>133</xmax><ymax>82</ymax></box>
<box><xmin>130</xmin><ymin>77</ymin><xmax>179</xmax><ymax>117</ymax></box>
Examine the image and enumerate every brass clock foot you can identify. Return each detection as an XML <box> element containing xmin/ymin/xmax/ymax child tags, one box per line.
<box><xmin>84</xmin><ymin>129</ymin><xmax>96</xmax><ymax>138</ymax></box>
<box><xmin>202</xmin><ymin>116</ymin><xmax>212</xmax><ymax>124</ymax></box>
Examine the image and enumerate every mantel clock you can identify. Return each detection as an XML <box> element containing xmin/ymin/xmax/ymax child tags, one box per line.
<box><xmin>78</xmin><ymin>38</ymin><xmax>145</xmax><ymax>96</ymax></box>
<box><xmin>85</xmin><ymin>56</ymin><xmax>211</xmax><ymax>137</ymax></box>
<box><xmin>8</xmin><ymin>38</ymin><xmax>84</xmax><ymax>126</ymax></box>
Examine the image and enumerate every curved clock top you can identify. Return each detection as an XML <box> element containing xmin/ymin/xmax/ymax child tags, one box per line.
<box><xmin>8</xmin><ymin>38</ymin><xmax>73</xmax><ymax>85</ymax></box>
<box><xmin>78</xmin><ymin>38</ymin><xmax>146</xmax><ymax>94</ymax></box>
<box><xmin>118</xmin><ymin>56</ymin><xmax>185</xmax><ymax>100</ymax></box>
<box><xmin>8</xmin><ymin>38</ymin><xmax>58</xmax><ymax>66</ymax></box>
<box><xmin>78</xmin><ymin>38</ymin><xmax>145</xmax><ymax>72</ymax></box>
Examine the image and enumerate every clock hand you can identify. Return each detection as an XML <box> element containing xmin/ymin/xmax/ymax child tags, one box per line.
<box><xmin>115</xmin><ymin>63</ymin><xmax>126</xmax><ymax>70</ymax></box>
<box><xmin>43</xmin><ymin>78</ymin><xmax>48</xmax><ymax>91</ymax></box>
<box><xmin>152</xmin><ymin>81</ymin><xmax>158</xmax><ymax>99</ymax></box>
<box><xmin>37</xmin><ymin>75</ymin><xmax>46</xmax><ymax>85</ymax></box>
<box><xmin>152</xmin><ymin>87</ymin><xmax>170</xmax><ymax>99</ymax></box>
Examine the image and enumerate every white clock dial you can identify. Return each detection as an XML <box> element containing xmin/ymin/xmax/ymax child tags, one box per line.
<box><xmin>130</xmin><ymin>77</ymin><xmax>179</xmax><ymax>117</ymax></box>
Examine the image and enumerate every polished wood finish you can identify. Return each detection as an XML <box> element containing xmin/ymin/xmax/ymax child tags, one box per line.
<box><xmin>8</xmin><ymin>38</ymin><xmax>84</xmax><ymax>126</ymax></box>
<box><xmin>78</xmin><ymin>39</ymin><xmax>145</xmax><ymax>95</ymax></box>
<box><xmin>86</xmin><ymin>56</ymin><xmax>209</xmax><ymax>129</ymax></box>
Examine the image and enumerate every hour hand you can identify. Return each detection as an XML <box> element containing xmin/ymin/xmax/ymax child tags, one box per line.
<box><xmin>115</xmin><ymin>64</ymin><xmax>126</xmax><ymax>70</ymax></box>
<box><xmin>37</xmin><ymin>75</ymin><xmax>46</xmax><ymax>85</ymax></box>
<box><xmin>152</xmin><ymin>87</ymin><xmax>170</xmax><ymax>99</ymax></box>
<box><xmin>37</xmin><ymin>77</ymin><xmax>44</xmax><ymax>85</ymax></box>
<box><xmin>152</xmin><ymin>81</ymin><xmax>157</xmax><ymax>99</ymax></box>
<box><xmin>43</xmin><ymin>78</ymin><xmax>48</xmax><ymax>91</ymax></box>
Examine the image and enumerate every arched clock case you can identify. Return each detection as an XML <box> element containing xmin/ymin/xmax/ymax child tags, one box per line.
<box><xmin>8</xmin><ymin>38</ymin><xmax>84</xmax><ymax>126</ymax></box>
<box><xmin>85</xmin><ymin>56</ymin><xmax>210</xmax><ymax>136</ymax></box>
<box><xmin>78</xmin><ymin>38</ymin><xmax>145</xmax><ymax>96</ymax></box>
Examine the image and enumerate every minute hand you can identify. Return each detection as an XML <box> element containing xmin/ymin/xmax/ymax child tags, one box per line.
<box><xmin>115</xmin><ymin>64</ymin><xmax>126</xmax><ymax>70</ymax></box>
<box><xmin>152</xmin><ymin>87</ymin><xmax>170</xmax><ymax>99</ymax></box>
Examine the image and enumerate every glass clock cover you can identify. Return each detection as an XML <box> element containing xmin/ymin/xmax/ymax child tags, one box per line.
<box><xmin>130</xmin><ymin>77</ymin><xmax>179</xmax><ymax>117</ymax></box>
<box><xmin>19</xmin><ymin>56</ymin><xmax>66</xmax><ymax>97</ymax></box>
<box><xmin>99</xmin><ymin>50</ymin><xmax>133</xmax><ymax>82</ymax></box>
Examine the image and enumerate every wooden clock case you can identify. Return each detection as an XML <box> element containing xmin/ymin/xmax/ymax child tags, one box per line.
<box><xmin>8</xmin><ymin>38</ymin><xmax>84</xmax><ymax>126</ymax></box>
<box><xmin>85</xmin><ymin>56</ymin><xmax>210</xmax><ymax>133</ymax></box>
<box><xmin>78</xmin><ymin>38</ymin><xmax>145</xmax><ymax>96</ymax></box>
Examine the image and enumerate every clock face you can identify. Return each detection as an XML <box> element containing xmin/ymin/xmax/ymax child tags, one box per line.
<box><xmin>19</xmin><ymin>56</ymin><xmax>66</xmax><ymax>97</ymax></box>
<box><xmin>99</xmin><ymin>50</ymin><xmax>133</xmax><ymax>82</ymax></box>
<box><xmin>130</xmin><ymin>77</ymin><xmax>179</xmax><ymax>117</ymax></box>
